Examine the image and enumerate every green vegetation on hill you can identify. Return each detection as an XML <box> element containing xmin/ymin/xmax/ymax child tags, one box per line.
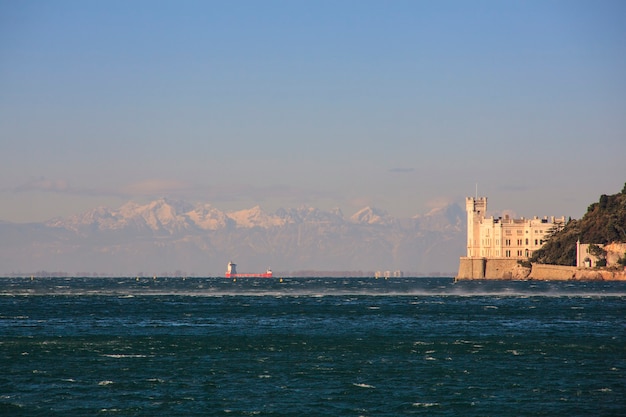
<box><xmin>531</xmin><ymin>183</ymin><xmax>626</xmax><ymax>266</ymax></box>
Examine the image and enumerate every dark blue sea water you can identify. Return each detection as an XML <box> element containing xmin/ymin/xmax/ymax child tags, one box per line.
<box><xmin>1</xmin><ymin>277</ymin><xmax>625</xmax><ymax>416</ymax></box>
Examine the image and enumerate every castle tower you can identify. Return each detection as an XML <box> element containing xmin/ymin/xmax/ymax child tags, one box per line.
<box><xmin>466</xmin><ymin>197</ymin><xmax>487</xmax><ymax>257</ymax></box>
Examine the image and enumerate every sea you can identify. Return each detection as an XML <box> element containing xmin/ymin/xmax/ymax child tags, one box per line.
<box><xmin>1</xmin><ymin>277</ymin><xmax>625</xmax><ymax>416</ymax></box>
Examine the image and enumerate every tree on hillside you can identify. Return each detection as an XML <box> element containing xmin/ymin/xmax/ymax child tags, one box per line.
<box><xmin>531</xmin><ymin>183</ymin><xmax>626</xmax><ymax>266</ymax></box>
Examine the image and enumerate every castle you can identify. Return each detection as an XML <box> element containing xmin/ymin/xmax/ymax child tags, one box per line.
<box><xmin>458</xmin><ymin>197</ymin><xmax>626</xmax><ymax>280</ymax></box>
<box><xmin>465</xmin><ymin>197</ymin><xmax>565</xmax><ymax>260</ymax></box>
<box><xmin>457</xmin><ymin>197</ymin><xmax>566</xmax><ymax>279</ymax></box>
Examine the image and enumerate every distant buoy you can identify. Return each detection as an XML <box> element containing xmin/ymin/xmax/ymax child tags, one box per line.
<box><xmin>279</xmin><ymin>278</ymin><xmax>283</xmax><ymax>283</ymax></box>
<box><xmin>233</xmin><ymin>278</ymin><xmax>236</xmax><ymax>282</ymax></box>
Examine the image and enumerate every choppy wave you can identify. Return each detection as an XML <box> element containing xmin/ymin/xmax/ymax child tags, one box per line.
<box><xmin>1</xmin><ymin>277</ymin><xmax>625</xmax><ymax>298</ymax></box>
<box><xmin>1</xmin><ymin>277</ymin><xmax>625</xmax><ymax>416</ymax></box>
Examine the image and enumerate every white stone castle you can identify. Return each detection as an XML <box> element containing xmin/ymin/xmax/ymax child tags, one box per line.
<box><xmin>466</xmin><ymin>197</ymin><xmax>566</xmax><ymax>260</ymax></box>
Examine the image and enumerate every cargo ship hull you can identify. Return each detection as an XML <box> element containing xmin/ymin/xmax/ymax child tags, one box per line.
<box><xmin>225</xmin><ymin>272</ymin><xmax>273</xmax><ymax>278</ymax></box>
<box><xmin>225</xmin><ymin>262</ymin><xmax>273</xmax><ymax>278</ymax></box>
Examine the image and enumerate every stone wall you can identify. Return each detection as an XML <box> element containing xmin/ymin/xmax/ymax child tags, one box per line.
<box><xmin>528</xmin><ymin>264</ymin><xmax>626</xmax><ymax>281</ymax></box>
<box><xmin>527</xmin><ymin>264</ymin><xmax>576</xmax><ymax>280</ymax></box>
<box><xmin>457</xmin><ymin>256</ymin><xmax>626</xmax><ymax>281</ymax></box>
<box><xmin>456</xmin><ymin>257</ymin><xmax>523</xmax><ymax>279</ymax></box>
<box><xmin>456</xmin><ymin>257</ymin><xmax>485</xmax><ymax>279</ymax></box>
<box><xmin>485</xmin><ymin>259</ymin><xmax>525</xmax><ymax>279</ymax></box>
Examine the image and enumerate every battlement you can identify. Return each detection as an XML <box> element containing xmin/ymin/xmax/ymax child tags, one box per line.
<box><xmin>466</xmin><ymin>197</ymin><xmax>487</xmax><ymax>214</ymax></box>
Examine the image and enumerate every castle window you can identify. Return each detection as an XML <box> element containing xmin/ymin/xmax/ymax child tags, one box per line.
<box><xmin>525</xmin><ymin>238</ymin><xmax>529</xmax><ymax>245</ymax></box>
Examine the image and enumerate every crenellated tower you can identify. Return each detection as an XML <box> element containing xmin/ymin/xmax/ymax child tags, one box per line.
<box><xmin>466</xmin><ymin>197</ymin><xmax>487</xmax><ymax>257</ymax></box>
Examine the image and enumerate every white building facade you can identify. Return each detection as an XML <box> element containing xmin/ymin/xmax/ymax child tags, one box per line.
<box><xmin>466</xmin><ymin>197</ymin><xmax>565</xmax><ymax>260</ymax></box>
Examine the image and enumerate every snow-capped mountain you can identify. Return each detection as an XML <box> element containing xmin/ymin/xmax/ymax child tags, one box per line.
<box><xmin>413</xmin><ymin>204</ymin><xmax>465</xmax><ymax>232</ymax></box>
<box><xmin>3</xmin><ymin>199</ymin><xmax>466</xmax><ymax>276</ymax></box>
<box><xmin>186</xmin><ymin>203</ymin><xmax>234</xmax><ymax>230</ymax></box>
<box><xmin>226</xmin><ymin>206</ymin><xmax>286</xmax><ymax>229</ymax></box>
<box><xmin>46</xmin><ymin>199</ymin><xmax>198</xmax><ymax>234</ymax></box>
<box><xmin>46</xmin><ymin>199</ymin><xmax>354</xmax><ymax>232</ymax></box>
<box><xmin>275</xmin><ymin>206</ymin><xmax>345</xmax><ymax>225</ymax></box>
<box><xmin>350</xmin><ymin>207</ymin><xmax>394</xmax><ymax>225</ymax></box>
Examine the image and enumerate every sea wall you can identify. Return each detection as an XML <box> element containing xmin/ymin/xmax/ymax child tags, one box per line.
<box><xmin>456</xmin><ymin>257</ymin><xmax>486</xmax><ymax>279</ymax></box>
<box><xmin>527</xmin><ymin>264</ymin><xmax>576</xmax><ymax>280</ymax></box>
<box><xmin>456</xmin><ymin>257</ymin><xmax>524</xmax><ymax>280</ymax></box>
<box><xmin>528</xmin><ymin>264</ymin><xmax>626</xmax><ymax>281</ymax></box>
<box><xmin>456</xmin><ymin>257</ymin><xmax>626</xmax><ymax>281</ymax></box>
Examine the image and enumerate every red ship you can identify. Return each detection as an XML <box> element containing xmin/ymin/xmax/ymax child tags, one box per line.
<box><xmin>225</xmin><ymin>261</ymin><xmax>273</xmax><ymax>278</ymax></box>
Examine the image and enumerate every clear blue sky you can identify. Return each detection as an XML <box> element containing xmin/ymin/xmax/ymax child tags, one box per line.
<box><xmin>1</xmin><ymin>0</ymin><xmax>625</xmax><ymax>222</ymax></box>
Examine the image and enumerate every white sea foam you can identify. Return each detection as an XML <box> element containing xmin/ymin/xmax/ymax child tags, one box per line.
<box><xmin>102</xmin><ymin>354</ymin><xmax>147</xmax><ymax>358</ymax></box>
<box><xmin>353</xmin><ymin>383</ymin><xmax>376</xmax><ymax>389</ymax></box>
<box><xmin>413</xmin><ymin>402</ymin><xmax>439</xmax><ymax>407</ymax></box>
<box><xmin>147</xmin><ymin>378</ymin><xmax>165</xmax><ymax>383</ymax></box>
<box><xmin>3</xmin><ymin>286</ymin><xmax>626</xmax><ymax>297</ymax></box>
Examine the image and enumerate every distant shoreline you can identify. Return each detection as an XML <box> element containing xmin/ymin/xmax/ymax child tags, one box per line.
<box><xmin>0</xmin><ymin>270</ymin><xmax>457</xmax><ymax>279</ymax></box>
<box><xmin>0</xmin><ymin>274</ymin><xmax>455</xmax><ymax>279</ymax></box>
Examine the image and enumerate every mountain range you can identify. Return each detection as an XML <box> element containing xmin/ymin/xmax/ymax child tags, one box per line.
<box><xmin>1</xmin><ymin>199</ymin><xmax>466</xmax><ymax>276</ymax></box>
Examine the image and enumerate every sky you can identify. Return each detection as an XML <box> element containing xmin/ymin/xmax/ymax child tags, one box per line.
<box><xmin>1</xmin><ymin>0</ymin><xmax>625</xmax><ymax>223</ymax></box>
